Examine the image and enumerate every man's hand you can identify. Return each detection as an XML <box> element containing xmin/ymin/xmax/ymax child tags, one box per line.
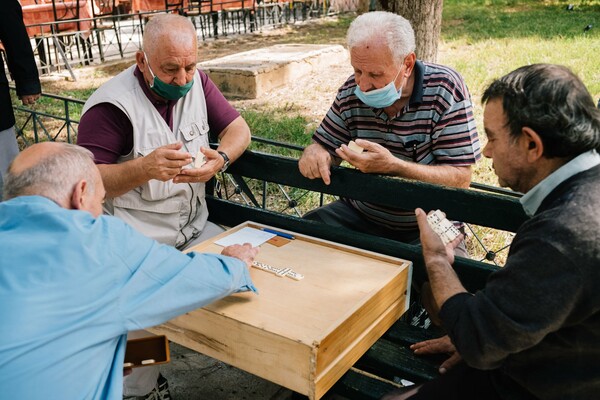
<box><xmin>221</xmin><ymin>243</ymin><xmax>259</xmax><ymax>268</ymax></box>
<box><xmin>415</xmin><ymin>208</ymin><xmax>463</xmax><ymax>266</ymax></box>
<box><xmin>140</xmin><ymin>142</ymin><xmax>192</xmax><ymax>182</ymax></box>
<box><xmin>411</xmin><ymin>335</ymin><xmax>462</xmax><ymax>374</ymax></box>
<box><xmin>19</xmin><ymin>93</ymin><xmax>40</xmax><ymax>106</ymax></box>
<box><xmin>299</xmin><ymin>143</ymin><xmax>333</xmax><ymax>185</ymax></box>
<box><xmin>335</xmin><ymin>139</ymin><xmax>397</xmax><ymax>174</ymax></box>
<box><xmin>174</xmin><ymin>147</ymin><xmax>223</xmax><ymax>183</ymax></box>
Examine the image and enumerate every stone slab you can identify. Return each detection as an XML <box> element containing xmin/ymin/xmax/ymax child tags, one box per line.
<box><xmin>198</xmin><ymin>44</ymin><xmax>347</xmax><ymax>99</ymax></box>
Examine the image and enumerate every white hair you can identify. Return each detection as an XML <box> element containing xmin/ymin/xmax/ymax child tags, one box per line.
<box><xmin>3</xmin><ymin>143</ymin><xmax>97</xmax><ymax>203</ymax></box>
<box><xmin>142</xmin><ymin>14</ymin><xmax>197</xmax><ymax>57</ymax></box>
<box><xmin>347</xmin><ymin>11</ymin><xmax>416</xmax><ymax>63</ymax></box>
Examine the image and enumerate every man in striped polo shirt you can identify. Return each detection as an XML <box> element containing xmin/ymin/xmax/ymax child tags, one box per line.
<box><xmin>299</xmin><ymin>11</ymin><xmax>481</xmax><ymax>250</ymax></box>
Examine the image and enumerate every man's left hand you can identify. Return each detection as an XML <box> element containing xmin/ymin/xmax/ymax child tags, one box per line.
<box><xmin>335</xmin><ymin>139</ymin><xmax>397</xmax><ymax>174</ymax></box>
<box><xmin>173</xmin><ymin>147</ymin><xmax>224</xmax><ymax>183</ymax></box>
<box><xmin>415</xmin><ymin>208</ymin><xmax>462</xmax><ymax>266</ymax></box>
<box><xmin>410</xmin><ymin>335</ymin><xmax>462</xmax><ymax>374</ymax></box>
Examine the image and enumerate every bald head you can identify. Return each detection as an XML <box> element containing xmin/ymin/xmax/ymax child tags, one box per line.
<box><xmin>10</xmin><ymin>142</ymin><xmax>67</xmax><ymax>175</ymax></box>
<box><xmin>3</xmin><ymin>142</ymin><xmax>104</xmax><ymax>216</ymax></box>
<box><xmin>142</xmin><ymin>14</ymin><xmax>197</xmax><ymax>59</ymax></box>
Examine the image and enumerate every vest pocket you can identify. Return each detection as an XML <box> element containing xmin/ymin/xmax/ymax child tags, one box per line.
<box><xmin>179</xmin><ymin>122</ymin><xmax>209</xmax><ymax>160</ymax></box>
<box><xmin>112</xmin><ymin>195</ymin><xmax>183</xmax><ymax>246</ymax></box>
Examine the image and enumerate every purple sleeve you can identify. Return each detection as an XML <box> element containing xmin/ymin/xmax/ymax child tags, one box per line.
<box><xmin>199</xmin><ymin>70</ymin><xmax>240</xmax><ymax>140</ymax></box>
<box><xmin>77</xmin><ymin>103</ymin><xmax>134</xmax><ymax>164</ymax></box>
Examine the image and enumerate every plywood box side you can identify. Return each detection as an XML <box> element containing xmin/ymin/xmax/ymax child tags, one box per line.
<box><xmin>315</xmin><ymin>267</ymin><xmax>410</xmax><ymax>373</ymax></box>
<box><xmin>148</xmin><ymin>309</ymin><xmax>314</xmax><ymax>395</ymax></box>
<box><xmin>313</xmin><ymin>299</ymin><xmax>406</xmax><ymax>400</ymax></box>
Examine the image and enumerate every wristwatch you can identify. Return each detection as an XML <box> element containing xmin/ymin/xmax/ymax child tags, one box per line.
<box><xmin>217</xmin><ymin>150</ymin><xmax>230</xmax><ymax>172</ymax></box>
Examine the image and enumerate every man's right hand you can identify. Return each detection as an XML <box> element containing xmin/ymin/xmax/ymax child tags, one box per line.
<box><xmin>221</xmin><ymin>243</ymin><xmax>259</xmax><ymax>268</ymax></box>
<box><xmin>298</xmin><ymin>143</ymin><xmax>333</xmax><ymax>185</ymax></box>
<box><xmin>141</xmin><ymin>142</ymin><xmax>192</xmax><ymax>182</ymax></box>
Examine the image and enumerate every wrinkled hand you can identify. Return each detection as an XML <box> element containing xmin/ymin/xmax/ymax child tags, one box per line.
<box><xmin>299</xmin><ymin>143</ymin><xmax>333</xmax><ymax>185</ymax></box>
<box><xmin>221</xmin><ymin>243</ymin><xmax>259</xmax><ymax>268</ymax></box>
<box><xmin>19</xmin><ymin>93</ymin><xmax>41</xmax><ymax>106</ymax></box>
<box><xmin>140</xmin><ymin>142</ymin><xmax>192</xmax><ymax>182</ymax></box>
<box><xmin>411</xmin><ymin>335</ymin><xmax>462</xmax><ymax>374</ymax></box>
<box><xmin>335</xmin><ymin>139</ymin><xmax>397</xmax><ymax>174</ymax></box>
<box><xmin>415</xmin><ymin>208</ymin><xmax>463</xmax><ymax>266</ymax></box>
<box><xmin>174</xmin><ymin>147</ymin><xmax>223</xmax><ymax>183</ymax></box>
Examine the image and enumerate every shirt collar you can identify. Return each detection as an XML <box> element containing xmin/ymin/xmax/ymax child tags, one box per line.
<box><xmin>408</xmin><ymin>60</ymin><xmax>424</xmax><ymax>105</ymax></box>
<box><xmin>520</xmin><ymin>150</ymin><xmax>600</xmax><ymax>216</ymax></box>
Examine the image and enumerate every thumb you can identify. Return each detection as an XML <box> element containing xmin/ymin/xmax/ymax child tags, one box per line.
<box><xmin>415</xmin><ymin>208</ymin><xmax>429</xmax><ymax>230</ymax></box>
<box><xmin>354</xmin><ymin>139</ymin><xmax>375</xmax><ymax>150</ymax></box>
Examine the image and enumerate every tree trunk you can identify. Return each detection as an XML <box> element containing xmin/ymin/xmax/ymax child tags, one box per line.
<box><xmin>376</xmin><ymin>0</ymin><xmax>443</xmax><ymax>63</ymax></box>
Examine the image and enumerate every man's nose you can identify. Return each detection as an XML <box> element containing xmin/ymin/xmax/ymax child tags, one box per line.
<box><xmin>357</xmin><ymin>77</ymin><xmax>374</xmax><ymax>92</ymax></box>
<box><xmin>173</xmin><ymin>69</ymin><xmax>188</xmax><ymax>86</ymax></box>
<box><xmin>482</xmin><ymin>142</ymin><xmax>492</xmax><ymax>158</ymax></box>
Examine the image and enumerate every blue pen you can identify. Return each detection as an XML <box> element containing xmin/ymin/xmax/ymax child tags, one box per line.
<box><xmin>262</xmin><ymin>228</ymin><xmax>295</xmax><ymax>240</ymax></box>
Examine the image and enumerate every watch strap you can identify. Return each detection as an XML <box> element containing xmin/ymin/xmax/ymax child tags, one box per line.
<box><xmin>217</xmin><ymin>150</ymin><xmax>230</xmax><ymax>172</ymax></box>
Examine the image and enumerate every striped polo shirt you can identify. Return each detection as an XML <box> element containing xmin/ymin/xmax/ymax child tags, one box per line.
<box><xmin>313</xmin><ymin>61</ymin><xmax>481</xmax><ymax>232</ymax></box>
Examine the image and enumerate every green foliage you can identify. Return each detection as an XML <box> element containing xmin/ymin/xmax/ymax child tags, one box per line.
<box><xmin>442</xmin><ymin>0</ymin><xmax>600</xmax><ymax>96</ymax></box>
<box><xmin>241</xmin><ymin>109</ymin><xmax>313</xmax><ymax>156</ymax></box>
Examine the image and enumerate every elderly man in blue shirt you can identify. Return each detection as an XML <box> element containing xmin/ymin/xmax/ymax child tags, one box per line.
<box><xmin>0</xmin><ymin>142</ymin><xmax>258</xmax><ymax>399</ymax></box>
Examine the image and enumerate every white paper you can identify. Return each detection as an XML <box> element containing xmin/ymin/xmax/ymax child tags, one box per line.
<box><xmin>214</xmin><ymin>227</ymin><xmax>276</xmax><ymax>247</ymax></box>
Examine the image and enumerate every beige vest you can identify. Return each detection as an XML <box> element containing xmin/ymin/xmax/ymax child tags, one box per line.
<box><xmin>82</xmin><ymin>66</ymin><xmax>210</xmax><ymax>248</ymax></box>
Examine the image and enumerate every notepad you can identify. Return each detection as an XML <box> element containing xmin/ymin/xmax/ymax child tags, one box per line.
<box><xmin>214</xmin><ymin>227</ymin><xmax>276</xmax><ymax>247</ymax></box>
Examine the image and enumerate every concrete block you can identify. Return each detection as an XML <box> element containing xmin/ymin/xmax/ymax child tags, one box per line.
<box><xmin>198</xmin><ymin>44</ymin><xmax>348</xmax><ymax>99</ymax></box>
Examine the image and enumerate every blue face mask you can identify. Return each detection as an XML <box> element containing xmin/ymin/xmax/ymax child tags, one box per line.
<box><xmin>144</xmin><ymin>53</ymin><xmax>194</xmax><ymax>100</ymax></box>
<box><xmin>354</xmin><ymin>68</ymin><xmax>402</xmax><ymax>108</ymax></box>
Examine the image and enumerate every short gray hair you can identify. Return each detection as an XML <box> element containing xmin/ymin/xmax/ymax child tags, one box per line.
<box><xmin>3</xmin><ymin>143</ymin><xmax>98</xmax><ymax>203</ymax></box>
<box><xmin>347</xmin><ymin>11</ymin><xmax>415</xmax><ymax>64</ymax></box>
<box><xmin>142</xmin><ymin>14</ymin><xmax>197</xmax><ymax>57</ymax></box>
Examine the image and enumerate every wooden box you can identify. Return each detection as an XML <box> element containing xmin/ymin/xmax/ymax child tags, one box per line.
<box><xmin>149</xmin><ymin>222</ymin><xmax>412</xmax><ymax>399</ymax></box>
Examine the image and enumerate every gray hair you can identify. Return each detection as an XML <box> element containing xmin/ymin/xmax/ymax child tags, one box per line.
<box><xmin>482</xmin><ymin>64</ymin><xmax>600</xmax><ymax>158</ymax></box>
<box><xmin>3</xmin><ymin>143</ymin><xmax>98</xmax><ymax>203</ymax></box>
<box><xmin>347</xmin><ymin>11</ymin><xmax>416</xmax><ymax>64</ymax></box>
<box><xmin>142</xmin><ymin>14</ymin><xmax>197</xmax><ymax>57</ymax></box>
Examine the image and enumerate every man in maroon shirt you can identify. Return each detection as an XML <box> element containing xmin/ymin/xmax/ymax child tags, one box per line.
<box><xmin>77</xmin><ymin>14</ymin><xmax>251</xmax><ymax>399</ymax></box>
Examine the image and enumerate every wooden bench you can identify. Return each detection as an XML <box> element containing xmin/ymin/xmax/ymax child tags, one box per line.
<box><xmin>205</xmin><ymin>149</ymin><xmax>527</xmax><ymax>399</ymax></box>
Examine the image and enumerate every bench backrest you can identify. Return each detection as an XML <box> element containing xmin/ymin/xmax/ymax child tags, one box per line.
<box><xmin>207</xmin><ymin>150</ymin><xmax>528</xmax><ymax>291</ymax></box>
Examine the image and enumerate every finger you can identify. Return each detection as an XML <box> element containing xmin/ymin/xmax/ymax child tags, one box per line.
<box><xmin>439</xmin><ymin>353</ymin><xmax>462</xmax><ymax>374</ymax></box>
<box><xmin>161</xmin><ymin>142</ymin><xmax>184</xmax><ymax>151</ymax></box>
<box><xmin>334</xmin><ymin>147</ymin><xmax>351</xmax><ymax>162</ymax></box>
<box><xmin>318</xmin><ymin>159</ymin><xmax>331</xmax><ymax>185</ymax></box>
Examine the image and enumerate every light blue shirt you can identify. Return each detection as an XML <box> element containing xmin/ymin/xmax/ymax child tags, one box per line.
<box><xmin>520</xmin><ymin>150</ymin><xmax>600</xmax><ymax>216</ymax></box>
<box><xmin>0</xmin><ymin>196</ymin><xmax>255</xmax><ymax>399</ymax></box>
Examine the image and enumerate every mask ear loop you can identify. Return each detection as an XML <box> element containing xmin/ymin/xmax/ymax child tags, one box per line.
<box><xmin>143</xmin><ymin>52</ymin><xmax>157</xmax><ymax>88</ymax></box>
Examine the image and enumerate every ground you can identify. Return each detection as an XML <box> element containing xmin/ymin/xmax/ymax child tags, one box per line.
<box><xmin>40</xmin><ymin>17</ymin><xmax>354</xmax><ymax>127</ymax></box>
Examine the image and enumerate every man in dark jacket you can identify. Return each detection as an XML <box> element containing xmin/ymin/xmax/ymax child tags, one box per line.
<box><xmin>0</xmin><ymin>0</ymin><xmax>41</xmax><ymax>199</ymax></box>
<box><xmin>383</xmin><ymin>64</ymin><xmax>600</xmax><ymax>399</ymax></box>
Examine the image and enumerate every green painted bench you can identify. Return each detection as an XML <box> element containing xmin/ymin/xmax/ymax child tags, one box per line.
<box><xmin>207</xmin><ymin>150</ymin><xmax>527</xmax><ymax>399</ymax></box>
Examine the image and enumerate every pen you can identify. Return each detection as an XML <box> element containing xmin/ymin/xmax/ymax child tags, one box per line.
<box><xmin>262</xmin><ymin>228</ymin><xmax>295</xmax><ymax>240</ymax></box>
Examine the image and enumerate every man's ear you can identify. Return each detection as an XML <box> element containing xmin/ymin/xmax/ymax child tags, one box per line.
<box><xmin>521</xmin><ymin>127</ymin><xmax>544</xmax><ymax>163</ymax></box>
<box><xmin>403</xmin><ymin>52</ymin><xmax>417</xmax><ymax>78</ymax></box>
<box><xmin>135</xmin><ymin>50</ymin><xmax>145</xmax><ymax>71</ymax></box>
<box><xmin>70</xmin><ymin>179</ymin><xmax>88</xmax><ymax>211</ymax></box>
